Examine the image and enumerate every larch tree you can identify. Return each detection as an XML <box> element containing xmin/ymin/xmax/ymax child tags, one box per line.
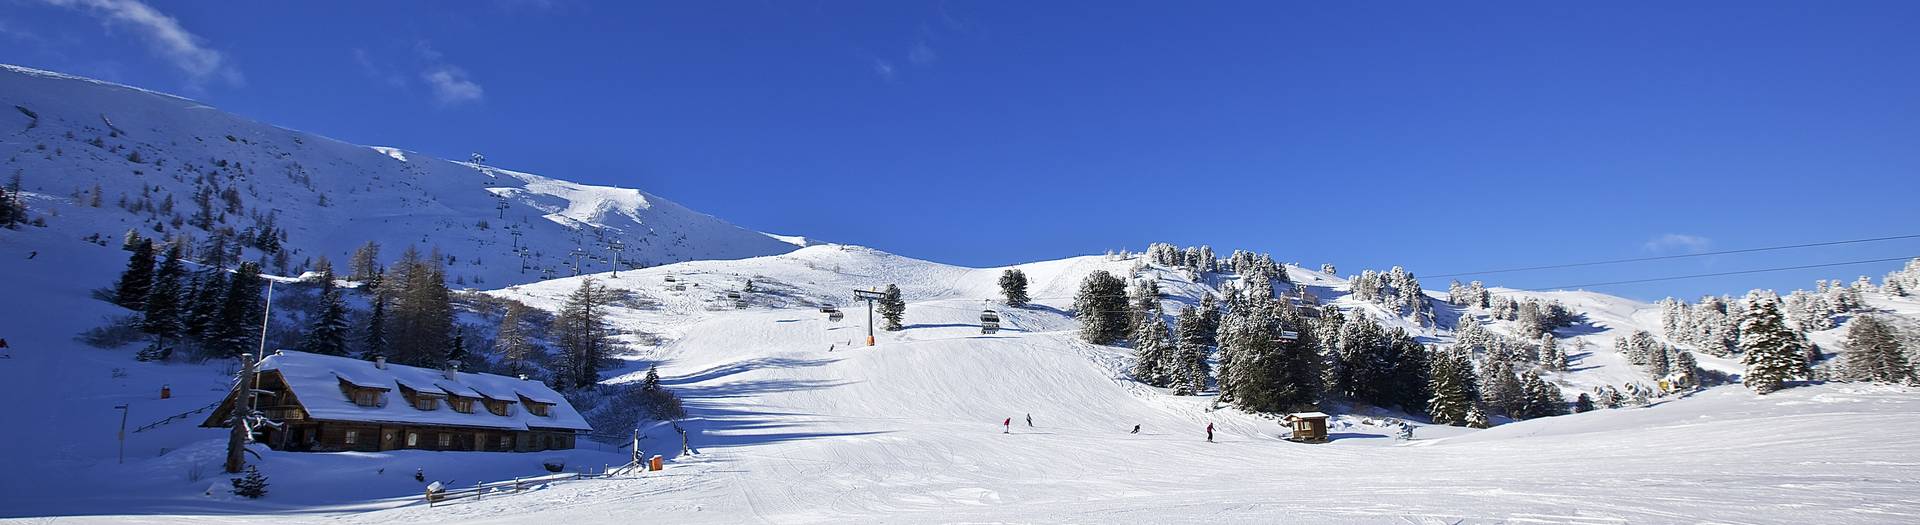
<box><xmin>554</xmin><ymin>277</ymin><xmax>618</xmax><ymax>389</ymax></box>
<box><xmin>495</xmin><ymin>302</ymin><xmax>533</xmax><ymax>375</ymax></box>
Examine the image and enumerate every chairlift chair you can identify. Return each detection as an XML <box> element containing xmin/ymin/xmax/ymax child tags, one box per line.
<box><xmin>980</xmin><ymin>309</ymin><xmax>1002</xmax><ymax>335</ymax></box>
<box><xmin>821</xmin><ymin>306</ymin><xmax>845</xmax><ymax>322</ymax></box>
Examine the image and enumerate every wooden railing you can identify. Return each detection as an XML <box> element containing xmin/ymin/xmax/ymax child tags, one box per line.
<box><xmin>425</xmin><ymin>472</ymin><xmax>579</xmax><ymax>507</ymax></box>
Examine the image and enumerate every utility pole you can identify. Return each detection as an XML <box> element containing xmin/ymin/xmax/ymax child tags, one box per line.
<box><xmin>114</xmin><ymin>404</ymin><xmax>129</xmax><ymax>464</ymax></box>
<box><xmin>569</xmin><ymin>249</ymin><xmax>585</xmax><ymax>276</ymax></box>
<box><xmin>853</xmin><ymin>288</ymin><xmax>885</xmax><ymax>347</ymax></box>
<box><xmin>607</xmin><ymin>241</ymin><xmax>624</xmax><ymax>278</ymax></box>
<box><xmin>496</xmin><ymin>196</ymin><xmax>509</xmax><ymax>219</ymax></box>
<box><xmin>225</xmin><ymin>355</ymin><xmax>255</xmax><ymax>473</ymax></box>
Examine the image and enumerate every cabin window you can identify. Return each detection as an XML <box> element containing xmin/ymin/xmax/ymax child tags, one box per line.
<box><xmin>406</xmin><ymin>432</ymin><xmax>419</xmax><ymax>447</ymax></box>
<box><xmin>411</xmin><ymin>396</ymin><xmax>438</xmax><ymax>411</ymax></box>
<box><xmin>438</xmin><ymin>433</ymin><xmax>452</xmax><ymax>448</ymax></box>
<box><xmin>449</xmin><ymin>398</ymin><xmax>474</xmax><ymax>413</ymax></box>
<box><xmin>486</xmin><ymin>400</ymin><xmax>513</xmax><ymax>417</ymax></box>
<box><xmin>499</xmin><ymin>436</ymin><xmax>512</xmax><ymax>450</ymax></box>
<box><xmin>527</xmin><ymin>403</ymin><xmax>551</xmax><ymax>417</ymax></box>
<box><xmin>351</xmin><ymin>389</ymin><xmax>381</xmax><ymax>407</ymax></box>
<box><xmin>345</xmin><ymin>430</ymin><xmax>359</xmax><ymax>445</ymax></box>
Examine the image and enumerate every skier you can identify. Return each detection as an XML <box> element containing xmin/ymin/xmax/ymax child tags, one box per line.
<box><xmin>1003</xmin><ymin>418</ymin><xmax>1011</xmax><ymax>434</ymax></box>
<box><xmin>1025</xmin><ymin>414</ymin><xmax>1033</xmax><ymax>427</ymax></box>
<box><xmin>26</xmin><ymin>251</ymin><xmax>36</xmax><ymax>259</ymax></box>
<box><xmin>1130</xmin><ymin>424</ymin><xmax>1140</xmax><ymax>434</ymax></box>
<box><xmin>1206</xmin><ymin>423</ymin><xmax>1214</xmax><ymax>443</ymax></box>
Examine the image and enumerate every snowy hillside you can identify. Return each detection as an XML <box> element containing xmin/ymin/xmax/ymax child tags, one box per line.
<box><xmin>0</xmin><ymin>64</ymin><xmax>797</xmax><ymax>288</ymax></box>
<box><xmin>5</xmin><ymin>64</ymin><xmax>1920</xmax><ymax>523</ymax></box>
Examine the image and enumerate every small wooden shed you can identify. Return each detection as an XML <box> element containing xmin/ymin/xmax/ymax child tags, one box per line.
<box><xmin>1284</xmin><ymin>412</ymin><xmax>1330</xmax><ymax>443</ymax></box>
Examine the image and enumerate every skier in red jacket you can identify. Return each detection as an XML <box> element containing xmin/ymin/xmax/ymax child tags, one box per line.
<box><xmin>1206</xmin><ymin>423</ymin><xmax>1215</xmax><ymax>442</ymax></box>
<box><xmin>1003</xmin><ymin>418</ymin><xmax>1011</xmax><ymax>434</ymax></box>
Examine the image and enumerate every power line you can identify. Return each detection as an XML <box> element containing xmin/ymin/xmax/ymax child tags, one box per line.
<box><xmin>1428</xmin><ymin>233</ymin><xmax>1920</xmax><ymax>279</ymax></box>
<box><xmin>1526</xmin><ymin>255</ymin><xmax>1918</xmax><ymax>291</ymax></box>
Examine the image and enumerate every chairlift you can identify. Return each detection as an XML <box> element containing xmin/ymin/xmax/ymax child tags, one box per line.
<box><xmin>727</xmin><ymin>290</ymin><xmax>746</xmax><ymax>308</ymax></box>
<box><xmin>1278</xmin><ymin>330</ymin><xmax>1300</xmax><ymax>342</ymax></box>
<box><xmin>821</xmin><ymin>306</ymin><xmax>845</xmax><ymax>322</ymax></box>
<box><xmin>980</xmin><ymin>309</ymin><xmax>1002</xmax><ymax>335</ymax></box>
<box><xmin>665</xmin><ymin>275</ymin><xmax>677</xmax><ymax>283</ymax></box>
<box><xmin>671</xmin><ymin>282</ymin><xmax>687</xmax><ymax>292</ymax></box>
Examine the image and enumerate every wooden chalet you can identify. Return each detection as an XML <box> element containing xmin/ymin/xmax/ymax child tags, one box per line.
<box><xmin>1284</xmin><ymin>412</ymin><xmax>1330</xmax><ymax>443</ymax></box>
<box><xmin>203</xmin><ymin>350</ymin><xmax>591</xmax><ymax>453</ymax></box>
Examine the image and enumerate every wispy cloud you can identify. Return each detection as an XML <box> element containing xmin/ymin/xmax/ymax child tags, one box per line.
<box><xmin>38</xmin><ymin>0</ymin><xmax>240</xmax><ymax>87</ymax></box>
<box><xmin>908</xmin><ymin>41</ymin><xmax>937</xmax><ymax>66</ymax></box>
<box><xmin>872</xmin><ymin>59</ymin><xmax>897</xmax><ymax>82</ymax></box>
<box><xmin>1644</xmin><ymin>233</ymin><xmax>1713</xmax><ymax>254</ymax></box>
<box><xmin>353</xmin><ymin>42</ymin><xmax>485</xmax><ymax>107</ymax></box>
<box><xmin>421</xmin><ymin>66</ymin><xmax>484</xmax><ymax>106</ymax></box>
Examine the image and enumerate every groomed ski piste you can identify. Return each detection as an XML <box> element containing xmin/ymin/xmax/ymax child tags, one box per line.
<box><xmin>5</xmin><ymin>233</ymin><xmax>1919</xmax><ymax>524</ymax></box>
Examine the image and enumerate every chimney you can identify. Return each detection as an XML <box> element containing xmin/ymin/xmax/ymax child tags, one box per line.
<box><xmin>444</xmin><ymin>360</ymin><xmax>462</xmax><ymax>380</ymax></box>
<box><xmin>373</xmin><ymin>355</ymin><xmax>387</xmax><ymax>370</ymax></box>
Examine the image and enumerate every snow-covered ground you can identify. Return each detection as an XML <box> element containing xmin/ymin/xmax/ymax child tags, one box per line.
<box><xmin>6</xmin><ymin>64</ymin><xmax>1920</xmax><ymax>523</ymax></box>
<box><xmin>8</xmin><ymin>238</ymin><xmax>1920</xmax><ymax>523</ymax></box>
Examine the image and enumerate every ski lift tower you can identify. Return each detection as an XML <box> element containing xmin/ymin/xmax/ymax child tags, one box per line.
<box><xmin>606</xmin><ymin>241</ymin><xmax>625</xmax><ymax>278</ymax></box>
<box><xmin>853</xmin><ymin>288</ymin><xmax>887</xmax><ymax>347</ymax></box>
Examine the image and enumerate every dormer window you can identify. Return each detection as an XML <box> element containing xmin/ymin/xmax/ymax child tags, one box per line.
<box><xmin>448</xmin><ymin>397</ymin><xmax>474</xmax><ymax>414</ymax></box>
<box><xmin>484</xmin><ymin>399</ymin><xmax>515</xmax><ymax>417</ymax></box>
<box><xmin>399</xmin><ymin>384</ymin><xmax>443</xmax><ymax>411</ymax></box>
<box><xmin>337</xmin><ymin>376</ymin><xmax>390</xmax><ymax>407</ymax></box>
<box><xmin>353</xmin><ymin>390</ymin><xmax>381</xmax><ymax>407</ymax></box>
<box><xmin>518</xmin><ymin>394</ymin><xmax>555</xmax><ymax>417</ymax></box>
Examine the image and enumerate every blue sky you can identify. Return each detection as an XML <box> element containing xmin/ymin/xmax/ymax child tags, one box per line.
<box><xmin>4</xmin><ymin>1</ymin><xmax>1918</xmax><ymax>300</ymax></box>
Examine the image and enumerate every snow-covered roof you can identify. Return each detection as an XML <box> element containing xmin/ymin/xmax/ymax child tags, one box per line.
<box><xmin>261</xmin><ymin>350</ymin><xmax>590</xmax><ymax>432</ymax></box>
<box><xmin>1287</xmin><ymin>412</ymin><xmax>1330</xmax><ymax>419</ymax></box>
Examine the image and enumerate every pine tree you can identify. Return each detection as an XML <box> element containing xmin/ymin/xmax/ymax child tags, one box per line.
<box><xmin>210</xmin><ymin>262</ymin><xmax>266</xmax><ymax>359</ymax></box>
<box><xmin>1131</xmin><ymin>316</ymin><xmax>1173</xmax><ymax>388</ymax></box>
<box><xmin>1537</xmin><ymin>333</ymin><xmax>1567</xmax><ymax>371</ymax></box>
<box><xmin>139</xmin><ymin>242</ymin><xmax>187</xmax><ymax>347</ymax></box>
<box><xmin>1739</xmin><ymin>294</ymin><xmax>1803</xmax><ymax>394</ymax></box>
<box><xmin>1218</xmin><ymin>304</ymin><xmax>1321</xmax><ymax>413</ymax></box>
<box><xmin>643</xmin><ymin>365</ymin><xmax>663</xmax><ymax>391</ymax></box>
<box><xmin>1669</xmin><ymin>350</ymin><xmax>1700</xmax><ymax>390</ymax></box>
<box><xmin>1843</xmin><ymin>315</ymin><xmax>1915</xmax><ymax>384</ymax></box>
<box><xmin>231</xmin><ymin>465</ymin><xmax>268</xmax><ymax>498</ymax></box>
<box><xmin>998</xmin><ymin>269</ymin><xmax>1030</xmax><ymax>307</ymax></box>
<box><xmin>114</xmin><ymin>239</ymin><xmax>158</xmax><ymax>310</ymax></box>
<box><xmin>360</xmin><ymin>293</ymin><xmax>389</xmax><ymax>360</ymax></box>
<box><xmin>185</xmin><ymin>272</ymin><xmax>225</xmax><ymax>341</ymax></box>
<box><xmin>1479</xmin><ymin>359</ymin><xmax>1524</xmax><ymax>416</ymax></box>
<box><xmin>878</xmin><ymin>284</ymin><xmax>905</xmax><ymax>331</ymax></box>
<box><xmin>555</xmin><ymin>277</ymin><xmax>618</xmax><ymax>389</ymax></box>
<box><xmin>1073</xmin><ymin>271</ymin><xmax>1130</xmax><ymax>345</ymax></box>
<box><xmin>1173</xmin><ymin>306</ymin><xmax>1213</xmax><ymax>395</ymax></box>
<box><xmin>1427</xmin><ymin>347</ymin><xmax>1480</xmax><ymax>426</ymax></box>
<box><xmin>297</xmin><ymin>267</ymin><xmax>351</xmax><ymax>356</ymax></box>
<box><xmin>495</xmin><ymin>302</ymin><xmax>532</xmax><ymax>374</ymax></box>
<box><xmin>1516</xmin><ymin>369</ymin><xmax>1566</xmax><ymax>419</ymax></box>
<box><xmin>1573</xmin><ymin>393</ymin><xmax>1595</xmax><ymax>413</ymax></box>
<box><xmin>1384</xmin><ymin>330</ymin><xmax>1432</xmax><ymax>414</ymax></box>
<box><xmin>0</xmin><ymin>170</ymin><xmax>21</xmax><ymax>229</ymax></box>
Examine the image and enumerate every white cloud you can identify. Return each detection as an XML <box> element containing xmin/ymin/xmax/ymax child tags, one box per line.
<box><xmin>873</xmin><ymin>59</ymin><xmax>897</xmax><ymax>82</ymax></box>
<box><xmin>422</xmin><ymin>66</ymin><xmax>484</xmax><ymax>106</ymax></box>
<box><xmin>39</xmin><ymin>0</ymin><xmax>240</xmax><ymax>86</ymax></box>
<box><xmin>908</xmin><ymin>41</ymin><xmax>936</xmax><ymax>65</ymax></box>
<box><xmin>1644</xmin><ymin>233</ymin><xmax>1713</xmax><ymax>254</ymax></box>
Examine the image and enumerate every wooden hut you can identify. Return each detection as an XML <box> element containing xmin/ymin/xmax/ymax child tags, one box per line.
<box><xmin>1283</xmin><ymin>412</ymin><xmax>1330</xmax><ymax>443</ymax></box>
<box><xmin>202</xmin><ymin>350</ymin><xmax>591</xmax><ymax>453</ymax></box>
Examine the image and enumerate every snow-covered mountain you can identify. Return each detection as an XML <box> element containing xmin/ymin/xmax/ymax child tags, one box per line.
<box><xmin>4</xmin><ymin>65</ymin><xmax>1919</xmax><ymax>523</ymax></box>
<box><xmin>0</xmin><ymin>64</ymin><xmax>797</xmax><ymax>288</ymax></box>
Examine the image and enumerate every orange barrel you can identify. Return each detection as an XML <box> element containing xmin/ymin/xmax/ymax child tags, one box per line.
<box><xmin>649</xmin><ymin>455</ymin><xmax>664</xmax><ymax>471</ymax></box>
